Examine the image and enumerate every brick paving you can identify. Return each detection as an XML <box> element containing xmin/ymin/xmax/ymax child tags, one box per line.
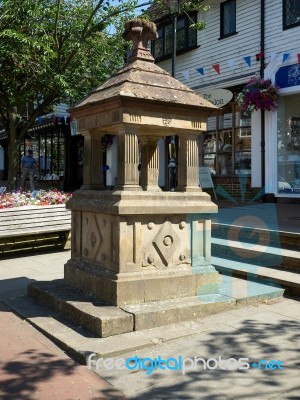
<box><xmin>0</xmin><ymin>286</ymin><xmax>126</xmax><ymax>400</ymax></box>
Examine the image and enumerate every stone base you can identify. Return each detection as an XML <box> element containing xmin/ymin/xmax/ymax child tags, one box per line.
<box><xmin>65</xmin><ymin>190</ymin><xmax>218</xmax><ymax>306</ymax></box>
<box><xmin>23</xmin><ymin>275</ymin><xmax>284</xmax><ymax>344</ymax></box>
<box><xmin>64</xmin><ymin>259</ymin><xmax>219</xmax><ymax>306</ymax></box>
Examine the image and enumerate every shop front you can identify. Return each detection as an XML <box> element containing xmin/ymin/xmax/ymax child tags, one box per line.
<box><xmin>265</xmin><ymin>55</ymin><xmax>300</xmax><ymax>201</ymax></box>
<box><xmin>197</xmin><ymin>87</ymin><xmax>257</xmax><ymax>199</ymax></box>
<box><xmin>0</xmin><ymin>115</ymin><xmax>84</xmax><ymax>191</ymax></box>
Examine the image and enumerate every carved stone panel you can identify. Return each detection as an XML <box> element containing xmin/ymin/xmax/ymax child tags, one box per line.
<box><xmin>81</xmin><ymin>212</ymin><xmax>104</xmax><ymax>263</ymax></box>
<box><xmin>143</xmin><ymin>219</ymin><xmax>191</xmax><ymax>269</ymax></box>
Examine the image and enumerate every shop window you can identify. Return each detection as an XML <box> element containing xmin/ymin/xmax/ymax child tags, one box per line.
<box><xmin>152</xmin><ymin>13</ymin><xmax>197</xmax><ymax>59</ymax></box>
<box><xmin>201</xmin><ymin>103</ymin><xmax>251</xmax><ymax>176</ymax></box>
<box><xmin>277</xmin><ymin>94</ymin><xmax>300</xmax><ymax>194</ymax></box>
<box><xmin>283</xmin><ymin>0</ymin><xmax>300</xmax><ymax>30</ymax></box>
<box><xmin>220</xmin><ymin>0</ymin><xmax>237</xmax><ymax>38</ymax></box>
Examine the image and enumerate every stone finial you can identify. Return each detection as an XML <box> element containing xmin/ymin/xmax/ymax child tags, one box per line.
<box><xmin>123</xmin><ymin>18</ymin><xmax>158</xmax><ymax>63</ymax></box>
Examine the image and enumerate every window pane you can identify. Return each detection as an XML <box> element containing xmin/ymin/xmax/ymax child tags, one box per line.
<box><xmin>154</xmin><ymin>38</ymin><xmax>164</xmax><ymax>58</ymax></box>
<box><xmin>222</xmin><ymin>0</ymin><xmax>236</xmax><ymax>36</ymax></box>
<box><xmin>188</xmin><ymin>27</ymin><xmax>197</xmax><ymax>47</ymax></box>
<box><xmin>277</xmin><ymin>94</ymin><xmax>300</xmax><ymax>193</ymax></box>
<box><xmin>154</xmin><ymin>28</ymin><xmax>164</xmax><ymax>58</ymax></box>
<box><xmin>165</xmin><ymin>24</ymin><xmax>173</xmax><ymax>55</ymax></box>
<box><xmin>153</xmin><ymin>13</ymin><xmax>197</xmax><ymax>58</ymax></box>
<box><xmin>284</xmin><ymin>0</ymin><xmax>300</xmax><ymax>27</ymax></box>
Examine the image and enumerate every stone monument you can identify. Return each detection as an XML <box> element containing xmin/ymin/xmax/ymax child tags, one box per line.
<box><xmin>65</xmin><ymin>19</ymin><xmax>218</xmax><ymax>307</ymax></box>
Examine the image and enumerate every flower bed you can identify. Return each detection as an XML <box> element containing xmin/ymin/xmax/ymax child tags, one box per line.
<box><xmin>0</xmin><ymin>189</ymin><xmax>72</xmax><ymax>209</ymax></box>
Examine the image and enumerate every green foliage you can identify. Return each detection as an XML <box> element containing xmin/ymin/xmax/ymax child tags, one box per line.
<box><xmin>0</xmin><ymin>0</ymin><xmax>138</xmax><ymax>124</ymax></box>
<box><xmin>0</xmin><ymin>0</ymin><xmax>138</xmax><ymax>189</ymax></box>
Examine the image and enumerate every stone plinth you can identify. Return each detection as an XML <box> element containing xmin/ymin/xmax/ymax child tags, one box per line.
<box><xmin>65</xmin><ymin>190</ymin><xmax>218</xmax><ymax>306</ymax></box>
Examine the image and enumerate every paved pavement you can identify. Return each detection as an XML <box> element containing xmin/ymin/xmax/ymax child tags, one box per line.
<box><xmin>0</xmin><ymin>200</ymin><xmax>299</xmax><ymax>399</ymax></box>
<box><xmin>0</xmin><ymin>251</ymin><xmax>125</xmax><ymax>400</ymax></box>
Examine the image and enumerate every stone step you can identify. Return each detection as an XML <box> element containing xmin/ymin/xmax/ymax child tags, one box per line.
<box><xmin>28</xmin><ymin>280</ymin><xmax>133</xmax><ymax>338</ymax></box>
<box><xmin>212</xmin><ymin>256</ymin><xmax>300</xmax><ymax>296</ymax></box>
<box><xmin>211</xmin><ymin>237</ymin><xmax>300</xmax><ymax>271</ymax></box>
<box><xmin>28</xmin><ymin>276</ymin><xmax>284</xmax><ymax>337</ymax></box>
<box><xmin>7</xmin><ymin>277</ymin><xmax>285</xmax><ymax>365</ymax></box>
<box><xmin>211</xmin><ymin>223</ymin><xmax>300</xmax><ymax>250</ymax></box>
<box><xmin>122</xmin><ymin>277</ymin><xmax>284</xmax><ymax>331</ymax></box>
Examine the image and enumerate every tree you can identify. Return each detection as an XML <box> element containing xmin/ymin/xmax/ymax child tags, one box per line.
<box><xmin>0</xmin><ymin>0</ymin><xmax>139</xmax><ymax>190</ymax></box>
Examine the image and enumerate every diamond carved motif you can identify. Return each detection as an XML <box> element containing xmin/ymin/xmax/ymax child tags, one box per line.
<box><xmin>83</xmin><ymin>214</ymin><xmax>103</xmax><ymax>261</ymax></box>
<box><xmin>152</xmin><ymin>221</ymin><xmax>180</xmax><ymax>266</ymax></box>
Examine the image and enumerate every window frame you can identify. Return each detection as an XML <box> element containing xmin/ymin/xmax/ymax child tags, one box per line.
<box><xmin>283</xmin><ymin>0</ymin><xmax>300</xmax><ymax>30</ymax></box>
<box><xmin>220</xmin><ymin>0</ymin><xmax>237</xmax><ymax>39</ymax></box>
<box><xmin>152</xmin><ymin>12</ymin><xmax>198</xmax><ymax>60</ymax></box>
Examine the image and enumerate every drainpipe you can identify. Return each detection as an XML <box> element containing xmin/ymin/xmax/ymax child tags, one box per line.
<box><xmin>260</xmin><ymin>0</ymin><xmax>266</xmax><ymax>196</ymax></box>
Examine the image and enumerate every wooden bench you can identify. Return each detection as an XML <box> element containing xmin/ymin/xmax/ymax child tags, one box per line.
<box><xmin>0</xmin><ymin>204</ymin><xmax>71</xmax><ymax>256</ymax></box>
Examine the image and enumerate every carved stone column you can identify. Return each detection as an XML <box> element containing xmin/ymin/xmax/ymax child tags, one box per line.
<box><xmin>177</xmin><ymin>135</ymin><xmax>201</xmax><ymax>192</ymax></box>
<box><xmin>140</xmin><ymin>137</ymin><xmax>161</xmax><ymax>191</ymax></box>
<box><xmin>115</xmin><ymin>130</ymin><xmax>141</xmax><ymax>190</ymax></box>
<box><xmin>81</xmin><ymin>135</ymin><xmax>105</xmax><ymax>190</ymax></box>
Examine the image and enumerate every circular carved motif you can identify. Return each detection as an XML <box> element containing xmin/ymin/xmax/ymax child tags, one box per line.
<box><xmin>148</xmin><ymin>254</ymin><xmax>154</xmax><ymax>264</ymax></box>
<box><xmin>147</xmin><ymin>222</ymin><xmax>155</xmax><ymax>230</ymax></box>
<box><xmin>179</xmin><ymin>221</ymin><xmax>186</xmax><ymax>229</ymax></box>
<box><xmin>90</xmin><ymin>232</ymin><xmax>97</xmax><ymax>248</ymax></box>
<box><xmin>162</xmin><ymin>116</ymin><xmax>172</xmax><ymax>126</ymax></box>
<box><xmin>180</xmin><ymin>253</ymin><xmax>186</xmax><ymax>261</ymax></box>
<box><xmin>163</xmin><ymin>235</ymin><xmax>173</xmax><ymax>247</ymax></box>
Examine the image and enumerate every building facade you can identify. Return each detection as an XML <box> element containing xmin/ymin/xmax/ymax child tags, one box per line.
<box><xmin>153</xmin><ymin>0</ymin><xmax>300</xmax><ymax>202</ymax></box>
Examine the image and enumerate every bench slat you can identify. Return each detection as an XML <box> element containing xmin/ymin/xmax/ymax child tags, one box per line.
<box><xmin>0</xmin><ymin>215</ymin><xmax>71</xmax><ymax>227</ymax></box>
<box><xmin>0</xmin><ymin>205</ymin><xmax>71</xmax><ymax>254</ymax></box>
<box><xmin>0</xmin><ymin>227</ymin><xmax>71</xmax><ymax>238</ymax></box>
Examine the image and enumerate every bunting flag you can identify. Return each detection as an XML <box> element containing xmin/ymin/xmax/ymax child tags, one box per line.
<box><xmin>37</xmin><ymin>116</ymin><xmax>43</xmax><ymax>124</ymax></box>
<box><xmin>228</xmin><ymin>59</ymin><xmax>235</xmax><ymax>69</ymax></box>
<box><xmin>297</xmin><ymin>54</ymin><xmax>300</xmax><ymax>64</ymax></box>
<box><xmin>192</xmin><ymin>50</ymin><xmax>294</xmax><ymax>78</ymax></box>
<box><xmin>256</xmin><ymin>52</ymin><xmax>264</xmax><ymax>61</ymax></box>
<box><xmin>182</xmin><ymin>70</ymin><xmax>190</xmax><ymax>81</ymax></box>
<box><xmin>212</xmin><ymin>63</ymin><xmax>220</xmax><ymax>74</ymax></box>
<box><xmin>243</xmin><ymin>56</ymin><xmax>251</xmax><ymax>67</ymax></box>
<box><xmin>282</xmin><ymin>53</ymin><xmax>290</xmax><ymax>63</ymax></box>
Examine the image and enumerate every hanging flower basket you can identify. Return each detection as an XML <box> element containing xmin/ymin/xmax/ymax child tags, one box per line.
<box><xmin>235</xmin><ymin>77</ymin><xmax>280</xmax><ymax>112</ymax></box>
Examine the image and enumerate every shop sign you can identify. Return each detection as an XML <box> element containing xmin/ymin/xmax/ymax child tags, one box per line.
<box><xmin>275</xmin><ymin>63</ymin><xmax>300</xmax><ymax>88</ymax></box>
<box><xmin>200</xmin><ymin>89</ymin><xmax>233</xmax><ymax>108</ymax></box>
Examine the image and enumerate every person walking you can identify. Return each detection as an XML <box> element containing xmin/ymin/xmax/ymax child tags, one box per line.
<box><xmin>20</xmin><ymin>149</ymin><xmax>37</xmax><ymax>192</ymax></box>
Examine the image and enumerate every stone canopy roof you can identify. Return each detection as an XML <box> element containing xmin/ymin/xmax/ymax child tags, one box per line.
<box><xmin>71</xmin><ymin>19</ymin><xmax>215</xmax><ymax>114</ymax></box>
